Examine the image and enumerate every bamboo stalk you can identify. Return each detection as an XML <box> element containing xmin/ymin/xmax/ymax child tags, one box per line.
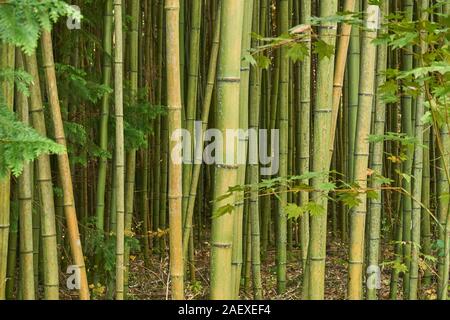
<box><xmin>165</xmin><ymin>0</ymin><xmax>185</xmax><ymax>300</ymax></box>
<box><xmin>24</xmin><ymin>52</ymin><xmax>59</xmax><ymax>300</ymax></box>
<box><xmin>367</xmin><ymin>0</ymin><xmax>388</xmax><ymax>300</ymax></box>
<box><xmin>41</xmin><ymin>30</ymin><xmax>90</xmax><ymax>300</ymax></box>
<box><xmin>308</xmin><ymin>0</ymin><xmax>339</xmax><ymax>300</ymax></box>
<box><xmin>276</xmin><ymin>0</ymin><xmax>289</xmax><ymax>294</ymax></box>
<box><xmin>113</xmin><ymin>0</ymin><xmax>125</xmax><ymax>300</ymax></box>
<box><xmin>94</xmin><ymin>0</ymin><xmax>113</xmax><ymax>279</ymax></box>
<box><xmin>0</xmin><ymin>42</ymin><xmax>14</xmax><ymax>300</ymax></box>
<box><xmin>232</xmin><ymin>0</ymin><xmax>253</xmax><ymax>299</ymax></box>
<box><xmin>347</xmin><ymin>3</ymin><xmax>378</xmax><ymax>299</ymax></box>
<box><xmin>15</xmin><ymin>51</ymin><xmax>35</xmax><ymax>300</ymax></box>
<box><xmin>210</xmin><ymin>0</ymin><xmax>244</xmax><ymax>300</ymax></box>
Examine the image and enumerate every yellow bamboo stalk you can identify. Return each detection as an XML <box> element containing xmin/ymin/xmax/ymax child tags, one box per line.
<box><xmin>40</xmin><ymin>30</ymin><xmax>90</xmax><ymax>300</ymax></box>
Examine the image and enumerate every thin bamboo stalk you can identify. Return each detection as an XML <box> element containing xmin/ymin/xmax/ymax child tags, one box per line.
<box><xmin>113</xmin><ymin>0</ymin><xmax>125</xmax><ymax>300</ymax></box>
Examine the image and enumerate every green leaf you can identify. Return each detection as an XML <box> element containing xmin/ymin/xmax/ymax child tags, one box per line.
<box><xmin>378</xmin><ymin>80</ymin><xmax>399</xmax><ymax>104</ymax></box>
<box><xmin>338</xmin><ymin>192</ymin><xmax>361</xmax><ymax>209</ymax></box>
<box><xmin>286</xmin><ymin>43</ymin><xmax>309</xmax><ymax>63</ymax></box>
<box><xmin>284</xmin><ymin>203</ymin><xmax>304</xmax><ymax>220</ymax></box>
<box><xmin>313</xmin><ymin>39</ymin><xmax>335</xmax><ymax>60</ymax></box>
<box><xmin>243</xmin><ymin>53</ymin><xmax>257</xmax><ymax>66</ymax></box>
<box><xmin>305</xmin><ymin>201</ymin><xmax>326</xmax><ymax>217</ymax></box>
<box><xmin>318</xmin><ymin>182</ymin><xmax>337</xmax><ymax>192</ymax></box>
<box><xmin>0</xmin><ymin>0</ymin><xmax>81</xmax><ymax>55</ymax></box>
<box><xmin>0</xmin><ymin>105</ymin><xmax>65</xmax><ymax>177</ymax></box>
<box><xmin>255</xmin><ymin>55</ymin><xmax>271</xmax><ymax>70</ymax></box>
<box><xmin>212</xmin><ymin>204</ymin><xmax>235</xmax><ymax>219</ymax></box>
<box><xmin>367</xmin><ymin>190</ymin><xmax>379</xmax><ymax>200</ymax></box>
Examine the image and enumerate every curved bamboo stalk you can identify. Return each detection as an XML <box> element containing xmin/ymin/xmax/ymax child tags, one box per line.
<box><xmin>41</xmin><ymin>30</ymin><xmax>90</xmax><ymax>300</ymax></box>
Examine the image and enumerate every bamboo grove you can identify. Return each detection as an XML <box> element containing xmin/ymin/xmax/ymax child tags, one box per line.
<box><xmin>0</xmin><ymin>0</ymin><xmax>449</xmax><ymax>301</ymax></box>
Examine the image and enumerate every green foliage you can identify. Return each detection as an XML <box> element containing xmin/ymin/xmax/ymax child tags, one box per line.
<box><xmin>0</xmin><ymin>68</ymin><xmax>33</xmax><ymax>98</ymax></box>
<box><xmin>254</xmin><ymin>54</ymin><xmax>271</xmax><ymax>69</ymax></box>
<box><xmin>284</xmin><ymin>203</ymin><xmax>304</xmax><ymax>220</ymax></box>
<box><xmin>313</xmin><ymin>39</ymin><xmax>335</xmax><ymax>59</ymax></box>
<box><xmin>378</xmin><ymin>79</ymin><xmax>399</xmax><ymax>103</ymax></box>
<box><xmin>123</xmin><ymin>98</ymin><xmax>166</xmax><ymax>150</ymax></box>
<box><xmin>243</xmin><ymin>53</ymin><xmax>271</xmax><ymax>69</ymax></box>
<box><xmin>309</xmin><ymin>12</ymin><xmax>362</xmax><ymax>26</ymax></box>
<box><xmin>83</xmin><ymin>215</ymin><xmax>139</xmax><ymax>286</ymax></box>
<box><xmin>377</xmin><ymin>6</ymin><xmax>450</xmax><ymax>130</ymax></box>
<box><xmin>381</xmin><ymin>259</ymin><xmax>409</xmax><ymax>274</ymax></box>
<box><xmin>212</xmin><ymin>203</ymin><xmax>234</xmax><ymax>219</ymax></box>
<box><xmin>371</xmin><ymin>173</ymin><xmax>394</xmax><ymax>185</ymax></box>
<box><xmin>0</xmin><ymin>0</ymin><xmax>80</xmax><ymax>54</ymax></box>
<box><xmin>431</xmin><ymin>239</ymin><xmax>446</xmax><ymax>257</ymax></box>
<box><xmin>55</xmin><ymin>63</ymin><xmax>112</xmax><ymax>105</ymax></box>
<box><xmin>286</xmin><ymin>43</ymin><xmax>309</xmax><ymax>63</ymax></box>
<box><xmin>0</xmin><ymin>105</ymin><xmax>65</xmax><ymax>177</ymax></box>
<box><xmin>368</xmin><ymin>132</ymin><xmax>423</xmax><ymax>147</ymax></box>
<box><xmin>63</xmin><ymin>120</ymin><xmax>110</xmax><ymax>166</ymax></box>
<box><xmin>337</xmin><ymin>190</ymin><xmax>361</xmax><ymax>209</ymax></box>
<box><xmin>53</xmin><ymin>63</ymin><xmax>117</xmax><ymax>165</ymax></box>
<box><xmin>285</xmin><ymin>201</ymin><xmax>325</xmax><ymax>220</ymax></box>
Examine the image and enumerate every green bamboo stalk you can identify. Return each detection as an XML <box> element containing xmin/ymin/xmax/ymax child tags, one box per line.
<box><xmin>367</xmin><ymin>1</ymin><xmax>388</xmax><ymax>301</ymax></box>
<box><xmin>113</xmin><ymin>0</ymin><xmax>125</xmax><ymax>300</ymax></box>
<box><xmin>123</xmin><ymin>0</ymin><xmax>140</xmax><ymax>298</ymax></box>
<box><xmin>182</xmin><ymin>0</ymin><xmax>202</xmax><ymax>223</ymax></box>
<box><xmin>347</xmin><ymin>0</ymin><xmax>360</xmax><ymax>183</ymax></box>
<box><xmin>0</xmin><ymin>42</ymin><xmax>14</xmax><ymax>300</ymax></box>
<box><xmin>182</xmin><ymin>1</ymin><xmax>221</xmax><ymax>260</ymax></box>
<box><xmin>437</xmin><ymin>126</ymin><xmax>450</xmax><ymax>299</ymax></box>
<box><xmin>94</xmin><ymin>0</ymin><xmax>113</xmax><ymax>276</ymax></box>
<box><xmin>160</xmin><ymin>115</ymin><xmax>168</xmax><ymax>254</ymax></box>
<box><xmin>347</xmin><ymin>3</ymin><xmax>378</xmax><ymax>300</ymax></box>
<box><xmin>16</xmin><ymin>51</ymin><xmax>35</xmax><ymax>300</ymax></box>
<box><xmin>24</xmin><ymin>52</ymin><xmax>59</xmax><ymax>300</ymax></box>
<box><xmin>276</xmin><ymin>0</ymin><xmax>289</xmax><ymax>295</ymax></box>
<box><xmin>409</xmin><ymin>0</ymin><xmax>429</xmax><ymax>300</ymax></box>
<box><xmin>299</xmin><ymin>0</ymin><xmax>311</xmax><ymax>295</ymax></box>
<box><xmin>308</xmin><ymin>0</ymin><xmax>338</xmax><ymax>300</ymax></box>
<box><xmin>421</xmin><ymin>128</ymin><xmax>432</xmax><ymax>287</ymax></box>
<box><xmin>32</xmin><ymin>177</ymin><xmax>40</xmax><ymax>295</ymax></box>
<box><xmin>249</xmin><ymin>0</ymin><xmax>262</xmax><ymax>300</ymax></box>
<box><xmin>401</xmin><ymin>0</ymin><xmax>414</xmax><ymax>297</ymax></box>
<box><xmin>259</xmin><ymin>0</ymin><xmax>270</xmax><ymax>263</ymax></box>
<box><xmin>232</xmin><ymin>0</ymin><xmax>253</xmax><ymax>299</ymax></box>
<box><xmin>243</xmin><ymin>198</ymin><xmax>252</xmax><ymax>294</ymax></box>
<box><xmin>5</xmin><ymin>199</ymin><xmax>18</xmax><ymax>299</ymax></box>
<box><xmin>153</xmin><ymin>0</ymin><xmax>164</xmax><ymax>253</ymax></box>
<box><xmin>210</xmin><ymin>0</ymin><xmax>244</xmax><ymax>300</ymax></box>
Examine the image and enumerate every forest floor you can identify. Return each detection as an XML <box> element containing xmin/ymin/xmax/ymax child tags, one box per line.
<box><xmin>124</xmin><ymin>238</ymin><xmax>397</xmax><ymax>300</ymax></box>
<box><xmin>58</xmin><ymin>231</ymin><xmax>438</xmax><ymax>300</ymax></box>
